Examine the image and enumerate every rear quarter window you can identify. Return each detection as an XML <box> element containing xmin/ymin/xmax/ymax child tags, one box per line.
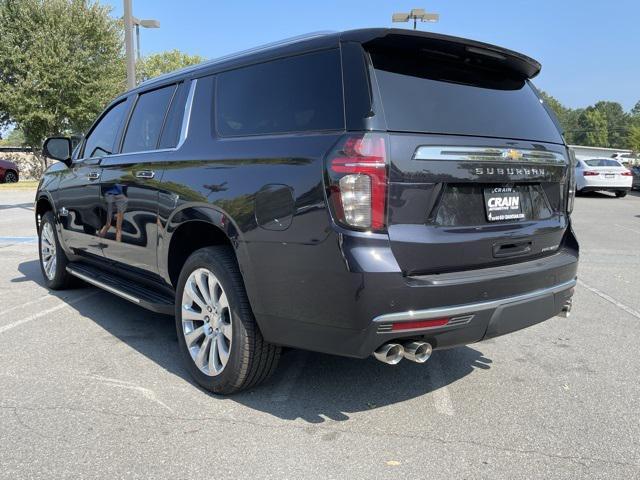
<box><xmin>584</xmin><ymin>159</ymin><xmax>622</xmax><ymax>167</ymax></box>
<box><xmin>215</xmin><ymin>50</ymin><xmax>344</xmax><ymax>137</ymax></box>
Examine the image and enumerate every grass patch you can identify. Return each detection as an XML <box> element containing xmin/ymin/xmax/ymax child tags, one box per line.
<box><xmin>0</xmin><ymin>180</ymin><xmax>39</xmax><ymax>190</ymax></box>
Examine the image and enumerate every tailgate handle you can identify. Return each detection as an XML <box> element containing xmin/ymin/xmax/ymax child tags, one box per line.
<box><xmin>493</xmin><ymin>241</ymin><xmax>532</xmax><ymax>258</ymax></box>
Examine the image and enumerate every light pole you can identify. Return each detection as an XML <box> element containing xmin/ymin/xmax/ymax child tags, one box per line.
<box><xmin>133</xmin><ymin>17</ymin><xmax>160</xmax><ymax>62</ymax></box>
<box><xmin>123</xmin><ymin>0</ymin><xmax>159</xmax><ymax>89</ymax></box>
<box><xmin>392</xmin><ymin>8</ymin><xmax>439</xmax><ymax>30</ymax></box>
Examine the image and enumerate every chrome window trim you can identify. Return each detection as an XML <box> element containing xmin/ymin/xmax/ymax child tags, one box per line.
<box><xmin>413</xmin><ymin>146</ymin><xmax>566</xmax><ymax>165</ymax></box>
<box><xmin>137</xmin><ymin>32</ymin><xmax>335</xmax><ymax>90</ymax></box>
<box><xmin>97</xmin><ymin>79</ymin><xmax>197</xmax><ymax>165</ymax></box>
<box><xmin>177</xmin><ymin>79</ymin><xmax>197</xmax><ymax>149</ymax></box>
<box><xmin>373</xmin><ymin>278</ymin><xmax>576</xmax><ymax>324</ymax></box>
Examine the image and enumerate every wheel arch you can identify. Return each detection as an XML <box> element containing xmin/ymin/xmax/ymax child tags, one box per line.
<box><xmin>35</xmin><ymin>193</ymin><xmax>56</xmax><ymax>231</ymax></box>
<box><xmin>161</xmin><ymin>204</ymin><xmax>250</xmax><ymax>290</ymax></box>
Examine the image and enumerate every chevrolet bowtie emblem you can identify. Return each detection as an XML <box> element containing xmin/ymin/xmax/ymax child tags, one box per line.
<box><xmin>503</xmin><ymin>149</ymin><xmax>523</xmax><ymax>160</ymax></box>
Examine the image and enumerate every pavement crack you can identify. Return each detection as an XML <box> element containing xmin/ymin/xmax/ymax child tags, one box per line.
<box><xmin>1</xmin><ymin>403</ymin><xmax>637</xmax><ymax>469</ymax></box>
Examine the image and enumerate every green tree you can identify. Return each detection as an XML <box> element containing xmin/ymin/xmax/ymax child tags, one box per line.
<box><xmin>538</xmin><ymin>91</ymin><xmax>581</xmax><ymax>144</ymax></box>
<box><xmin>575</xmin><ymin>109</ymin><xmax>609</xmax><ymax>147</ymax></box>
<box><xmin>137</xmin><ymin>49</ymin><xmax>205</xmax><ymax>82</ymax></box>
<box><xmin>0</xmin><ymin>126</ymin><xmax>25</xmax><ymax>146</ymax></box>
<box><xmin>630</xmin><ymin>101</ymin><xmax>640</xmax><ymax>119</ymax></box>
<box><xmin>628</xmin><ymin>125</ymin><xmax>640</xmax><ymax>156</ymax></box>
<box><xmin>0</xmin><ymin>0</ymin><xmax>125</xmax><ymax>154</ymax></box>
<box><xmin>590</xmin><ymin>101</ymin><xmax>629</xmax><ymax>148</ymax></box>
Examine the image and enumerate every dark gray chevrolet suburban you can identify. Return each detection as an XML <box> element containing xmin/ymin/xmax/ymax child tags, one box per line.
<box><xmin>37</xmin><ymin>29</ymin><xmax>578</xmax><ymax>394</ymax></box>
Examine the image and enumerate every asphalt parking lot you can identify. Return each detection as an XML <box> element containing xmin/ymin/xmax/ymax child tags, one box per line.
<box><xmin>0</xmin><ymin>188</ymin><xmax>639</xmax><ymax>479</ymax></box>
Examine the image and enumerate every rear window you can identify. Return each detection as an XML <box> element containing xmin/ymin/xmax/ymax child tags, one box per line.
<box><xmin>215</xmin><ymin>50</ymin><xmax>344</xmax><ymax>136</ymax></box>
<box><xmin>584</xmin><ymin>159</ymin><xmax>622</xmax><ymax>167</ymax></box>
<box><xmin>369</xmin><ymin>48</ymin><xmax>563</xmax><ymax>143</ymax></box>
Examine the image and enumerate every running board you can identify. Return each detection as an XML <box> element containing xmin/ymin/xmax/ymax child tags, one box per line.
<box><xmin>66</xmin><ymin>263</ymin><xmax>174</xmax><ymax>315</ymax></box>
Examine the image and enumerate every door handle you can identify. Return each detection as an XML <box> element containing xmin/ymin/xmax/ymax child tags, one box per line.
<box><xmin>87</xmin><ymin>171</ymin><xmax>100</xmax><ymax>180</ymax></box>
<box><xmin>135</xmin><ymin>170</ymin><xmax>155</xmax><ymax>179</ymax></box>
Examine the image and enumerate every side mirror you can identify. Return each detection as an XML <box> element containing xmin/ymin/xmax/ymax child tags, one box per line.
<box><xmin>43</xmin><ymin>137</ymin><xmax>73</xmax><ymax>166</ymax></box>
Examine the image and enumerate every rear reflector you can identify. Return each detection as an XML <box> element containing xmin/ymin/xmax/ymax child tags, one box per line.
<box><xmin>583</xmin><ymin>171</ymin><xmax>599</xmax><ymax>176</ymax></box>
<box><xmin>391</xmin><ymin>318</ymin><xmax>449</xmax><ymax>331</ymax></box>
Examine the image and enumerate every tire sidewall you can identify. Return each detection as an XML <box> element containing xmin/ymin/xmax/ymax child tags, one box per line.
<box><xmin>175</xmin><ymin>247</ymin><xmax>250</xmax><ymax>393</ymax></box>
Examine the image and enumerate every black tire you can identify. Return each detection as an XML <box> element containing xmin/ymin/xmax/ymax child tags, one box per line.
<box><xmin>4</xmin><ymin>170</ymin><xmax>18</xmax><ymax>183</ymax></box>
<box><xmin>615</xmin><ymin>190</ymin><xmax>627</xmax><ymax>198</ymax></box>
<box><xmin>38</xmin><ymin>211</ymin><xmax>74</xmax><ymax>290</ymax></box>
<box><xmin>175</xmin><ymin>246</ymin><xmax>281</xmax><ymax>394</ymax></box>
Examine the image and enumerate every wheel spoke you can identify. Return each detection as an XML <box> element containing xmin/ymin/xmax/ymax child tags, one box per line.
<box><xmin>217</xmin><ymin>291</ymin><xmax>229</xmax><ymax>311</ymax></box>
<box><xmin>209</xmin><ymin>336</ymin><xmax>219</xmax><ymax>372</ymax></box>
<box><xmin>195</xmin><ymin>270</ymin><xmax>212</xmax><ymax>306</ymax></box>
<box><xmin>221</xmin><ymin>322</ymin><xmax>232</xmax><ymax>341</ymax></box>
<box><xmin>217</xmin><ymin>335</ymin><xmax>230</xmax><ymax>365</ymax></box>
<box><xmin>208</xmin><ymin>275</ymin><xmax>217</xmax><ymax>308</ymax></box>
<box><xmin>185</xmin><ymin>279</ymin><xmax>207</xmax><ymax>310</ymax></box>
<box><xmin>195</xmin><ymin>336</ymin><xmax>211</xmax><ymax>367</ymax></box>
<box><xmin>182</xmin><ymin>306</ymin><xmax>204</xmax><ymax>322</ymax></box>
<box><xmin>184</xmin><ymin>325</ymin><xmax>205</xmax><ymax>346</ymax></box>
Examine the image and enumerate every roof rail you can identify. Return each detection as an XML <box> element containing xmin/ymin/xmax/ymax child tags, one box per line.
<box><xmin>137</xmin><ymin>31</ymin><xmax>336</xmax><ymax>89</ymax></box>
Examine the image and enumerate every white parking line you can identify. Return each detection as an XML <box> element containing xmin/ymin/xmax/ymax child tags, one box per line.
<box><xmin>0</xmin><ymin>293</ymin><xmax>52</xmax><ymax>317</ymax></box>
<box><xmin>429</xmin><ymin>356</ymin><xmax>455</xmax><ymax>416</ymax></box>
<box><xmin>578</xmin><ymin>279</ymin><xmax>640</xmax><ymax>320</ymax></box>
<box><xmin>81</xmin><ymin>374</ymin><xmax>174</xmax><ymax>413</ymax></box>
<box><xmin>614</xmin><ymin>224</ymin><xmax>640</xmax><ymax>235</ymax></box>
<box><xmin>0</xmin><ymin>291</ymin><xmax>98</xmax><ymax>335</ymax></box>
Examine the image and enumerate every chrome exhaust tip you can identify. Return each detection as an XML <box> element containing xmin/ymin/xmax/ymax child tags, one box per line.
<box><xmin>403</xmin><ymin>341</ymin><xmax>433</xmax><ymax>363</ymax></box>
<box><xmin>373</xmin><ymin>343</ymin><xmax>404</xmax><ymax>365</ymax></box>
<box><xmin>558</xmin><ymin>299</ymin><xmax>573</xmax><ymax>318</ymax></box>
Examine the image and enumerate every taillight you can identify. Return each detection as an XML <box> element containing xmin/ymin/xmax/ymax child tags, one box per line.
<box><xmin>621</xmin><ymin>170</ymin><xmax>632</xmax><ymax>177</ymax></box>
<box><xmin>583</xmin><ymin>171</ymin><xmax>600</xmax><ymax>176</ymax></box>
<box><xmin>326</xmin><ymin>133</ymin><xmax>388</xmax><ymax>231</ymax></box>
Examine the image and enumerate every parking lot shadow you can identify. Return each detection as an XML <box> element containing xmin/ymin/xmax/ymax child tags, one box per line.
<box><xmin>16</xmin><ymin>259</ymin><xmax>492</xmax><ymax>423</ymax></box>
<box><xmin>232</xmin><ymin>347</ymin><xmax>491</xmax><ymax>423</ymax></box>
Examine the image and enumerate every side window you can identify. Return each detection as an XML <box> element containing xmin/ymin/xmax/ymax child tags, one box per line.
<box><xmin>83</xmin><ymin>101</ymin><xmax>128</xmax><ymax>159</ymax></box>
<box><xmin>122</xmin><ymin>84</ymin><xmax>176</xmax><ymax>153</ymax></box>
<box><xmin>215</xmin><ymin>49</ymin><xmax>344</xmax><ymax>136</ymax></box>
<box><xmin>158</xmin><ymin>82</ymin><xmax>188</xmax><ymax>149</ymax></box>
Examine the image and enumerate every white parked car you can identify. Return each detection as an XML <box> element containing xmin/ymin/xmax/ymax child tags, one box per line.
<box><xmin>575</xmin><ymin>158</ymin><xmax>633</xmax><ymax>197</ymax></box>
<box><xmin>611</xmin><ymin>152</ymin><xmax>639</xmax><ymax>166</ymax></box>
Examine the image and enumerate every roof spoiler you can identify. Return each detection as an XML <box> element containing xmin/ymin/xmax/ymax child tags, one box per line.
<box><xmin>342</xmin><ymin>29</ymin><xmax>541</xmax><ymax>79</ymax></box>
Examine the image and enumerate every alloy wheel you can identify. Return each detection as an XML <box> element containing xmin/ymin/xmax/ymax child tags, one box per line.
<box><xmin>5</xmin><ymin>172</ymin><xmax>17</xmax><ymax>183</ymax></box>
<box><xmin>181</xmin><ymin>268</ymin><xmax>232</xmax><ymax>376</ymax></box>
<box><xmin>40</xmin><ymin>223</ymin><xmax>57</xmax><ymax>280</ymax></box>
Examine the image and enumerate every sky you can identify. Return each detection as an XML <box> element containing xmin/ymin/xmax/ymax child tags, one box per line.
<box><xmin>91</xmin><ymin>1</ymin><xmax>640</xmax><ymax>111</ymax></box>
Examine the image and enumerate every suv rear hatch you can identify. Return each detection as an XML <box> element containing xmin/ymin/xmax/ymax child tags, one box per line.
<box><xmin>364</xmin><ymin>32</ymin><xmax>570</xmax><ymax>275</ymax></box>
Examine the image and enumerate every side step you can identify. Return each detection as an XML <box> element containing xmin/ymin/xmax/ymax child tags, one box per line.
<box><xmin>66</xmin><ymin>263</ymin><xmax>174</xmax><ymax>315</ymax></box>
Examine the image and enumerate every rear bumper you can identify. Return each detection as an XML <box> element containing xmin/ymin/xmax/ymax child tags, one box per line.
<box><xmin>260</xmin><ymin>274</ymin><xmax>576</xmax><ymax>358</ymax></box>
<box><xmin>259</xmin><ymin>237</ymin><xmax>579</xmax><ymax>358</ymax></box>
